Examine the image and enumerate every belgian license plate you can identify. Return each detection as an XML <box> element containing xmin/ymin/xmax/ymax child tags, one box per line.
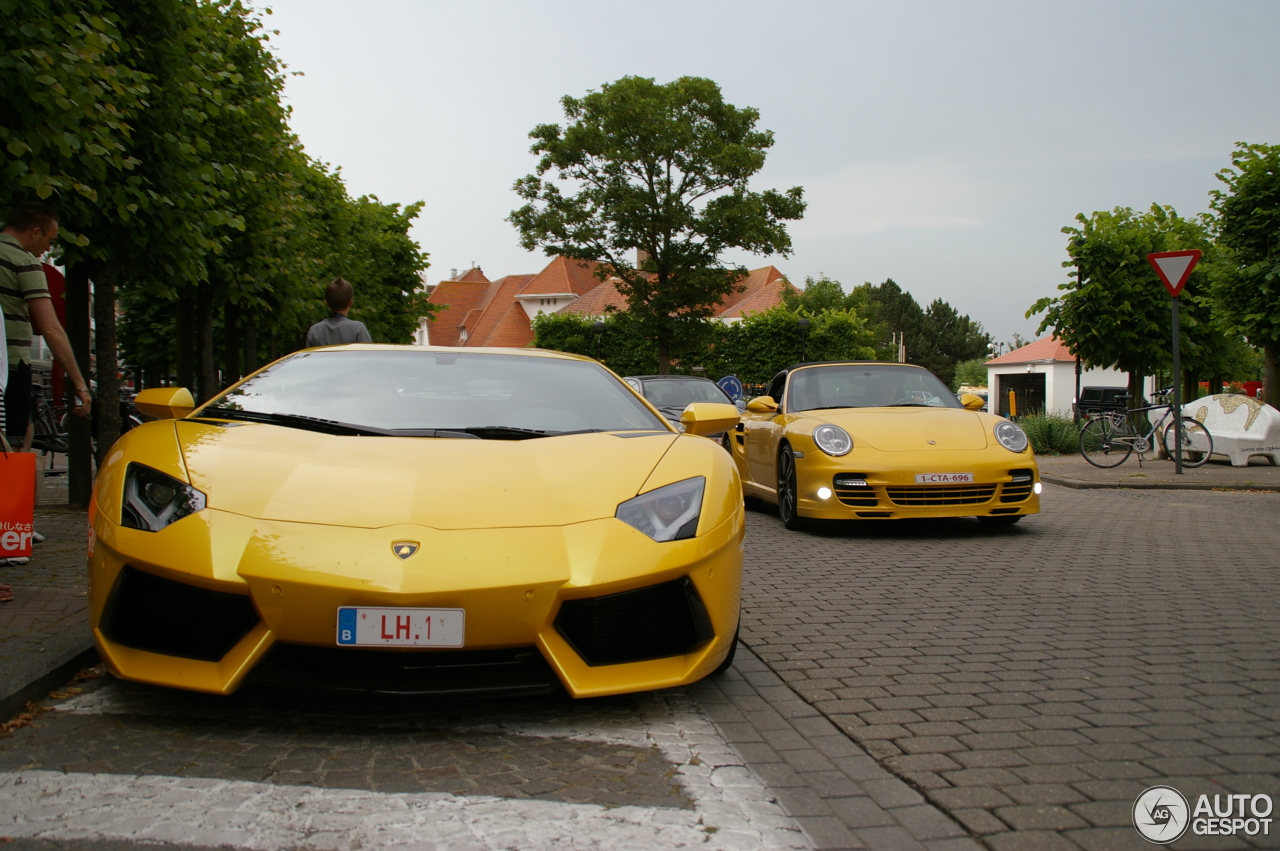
<box><xmin>915</xmin><ymin>473</ymin><xmax>974</xmax><ymax>484</ymax></box>
<box><xmin>336</xmin><ymin>607</ymin><xmax>464</xmax><ymax>647</ymax></box>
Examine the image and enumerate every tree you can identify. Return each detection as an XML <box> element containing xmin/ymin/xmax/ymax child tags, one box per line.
<box><xmin>781</xmin><ymin>275</ymin><xmax>849</xmax><ymax>313</ymax></box>
<box><xmin>1211</xmin><ymin>142</ymin><xmax>1280</xmax><ymax>406</ymax></box>
<box><xmin>954</xmin><ymin>359</ymin><xmax>989</xmax><ymax>388</ymax></box>
<box><xmin>1028</xmin><ymin>205</ymin><xmax>1218</xmax><ymax>401</ymax></box>
<box><xmin>510</xmin><ymin>76</ymin><xmax>805</xmax><ymax>373</ymax></box>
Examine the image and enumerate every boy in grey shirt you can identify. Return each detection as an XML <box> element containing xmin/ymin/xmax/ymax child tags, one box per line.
<box><xmin>305</xmin><ymin>277</ymin><xmax>373</xmax><ymax>347</ymax></box>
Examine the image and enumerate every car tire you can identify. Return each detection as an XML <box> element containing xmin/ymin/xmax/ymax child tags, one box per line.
<box><xmin>777</xmin><ymin>445</ymin><xmax>808</xmax><ymax>531</ymax></box>
<box><xmin>977</xmin><ymin>515</ymin><xmax>1023</xmax><ymax>528</ymax></box>
<box><xmin>712</xmin><ymin>625</ymin><xmax>739</xmax><ymax>675</ymax></box>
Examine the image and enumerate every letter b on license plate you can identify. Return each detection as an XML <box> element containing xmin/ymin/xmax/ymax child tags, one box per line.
<box><xmin>336</xmin><ymin>607</ymin><xmax>465</xmax><ymax>647</ymax></box>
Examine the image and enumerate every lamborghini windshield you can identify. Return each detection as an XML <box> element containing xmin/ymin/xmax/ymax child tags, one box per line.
<box><xmin>787</xmin><ymin>364</ymin><xmax>962</xmax><ymax>412</ymax></box>
<box><xmin>206</xmin><ymin>350</ymin><xmax>668</xmax><ymax>436</ymax></box>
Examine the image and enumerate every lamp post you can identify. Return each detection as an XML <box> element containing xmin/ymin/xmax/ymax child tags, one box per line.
<box><xmin>797</xmin><ymin>317</ymin><xmax>810</xmax><ymax>363</ymax></box>
<box><xmin>592</xmin><ymin>320</ymin><xmax>605</xmax><ymax>361</ymax></box>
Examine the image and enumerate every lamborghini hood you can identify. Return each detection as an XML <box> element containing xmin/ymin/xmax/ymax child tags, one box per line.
<box><xmin>175</xmin><ymin>421</ymin><xmax>678</xmax><ymax>530</ymax></box>
<box><xmin>814</xmin><ymin>408</ymin><xmax>991</xmax><ymax>452</ymax></box>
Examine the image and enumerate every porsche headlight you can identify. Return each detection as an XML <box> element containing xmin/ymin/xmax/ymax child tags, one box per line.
<box><xmin>616</xmin><ymin>477</ymin><xmax>704</xmax><ymax>542</ymax></box>
<box><xmin>813</xmin><ymin>424</ymin><xmax>853</xmax><ymax>456</ymax></box>
<box><xmin>121</xmin><ymin>463</ymin><xmax>207</xmax><ymax>532</ymax></box>
<box><xmin>994</xmin><ymin>421</ymin><xmax>1029</xmax><ymax>453</ymax></box>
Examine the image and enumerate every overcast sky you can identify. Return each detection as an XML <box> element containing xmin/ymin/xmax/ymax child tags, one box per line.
<box><xmin>259</xmin><ymin>0</ymin><xmax>1280</xmax><ymax>345</ymax></box>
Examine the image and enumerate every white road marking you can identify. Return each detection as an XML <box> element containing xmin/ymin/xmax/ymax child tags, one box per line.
<box><xmin>0</xmin><ymin>686</ymin><xmax>811</xmax><ymax>850</ymax></box>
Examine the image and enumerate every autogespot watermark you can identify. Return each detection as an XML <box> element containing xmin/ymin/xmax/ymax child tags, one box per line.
<box><xmin>1133</xmin><ymin>785</ymin><xmax>1274</xmax><ymax>844</ymax></box>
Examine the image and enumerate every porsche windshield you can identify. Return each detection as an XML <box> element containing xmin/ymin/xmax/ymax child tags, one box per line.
<box><xmin>787</xmin><ymin>364</ymin><xmax>962</xmax><ymax>412</ymax></box>
<box><xmin>208</xmin><ymin>351</ymin><xmax>669</xmax><ymax>435</ymax></box>
<box><xmin>641</xmin><ymin>379</ymin><xmax>731</xmax><ymax>408</ymax></box>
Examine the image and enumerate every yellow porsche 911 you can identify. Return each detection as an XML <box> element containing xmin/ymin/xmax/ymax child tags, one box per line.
<box><xmin>88</xmin><ymin>346</ymin><xmax>743</xmax><ymax>698</ymax></box>
<box><xmin>730</xmin><ymin>362</ymin><xmax>1041</xmax><ymax>530</ymax></box>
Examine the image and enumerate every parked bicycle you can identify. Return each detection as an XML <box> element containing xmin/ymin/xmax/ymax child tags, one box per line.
<box><xmin>1078</xmin><ymin>388</ymin><xmax>1214</xmax><ymax>469</ymax></box>
<box><xmin>30</xmin><ymin>383</ymin><xmax>67</xmax><ymax>455</ymax></box>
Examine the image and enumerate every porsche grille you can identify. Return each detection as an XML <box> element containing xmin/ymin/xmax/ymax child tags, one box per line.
<box><xmin>886</xmin><ymin>484</ymin><xmax>998</xmax><ymax>506</ymax></box>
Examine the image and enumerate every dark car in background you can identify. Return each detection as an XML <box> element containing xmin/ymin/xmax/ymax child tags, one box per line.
<box><xmin>624</xmin><ymin>375</ymin><xmax>744</xmax><ymax>446</ymax></box>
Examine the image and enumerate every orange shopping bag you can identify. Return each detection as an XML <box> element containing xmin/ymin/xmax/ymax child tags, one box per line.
<box><xmin>0</xmin><ymin>450</ymin><xmax>36</xmax><ymax>560</ymax></box>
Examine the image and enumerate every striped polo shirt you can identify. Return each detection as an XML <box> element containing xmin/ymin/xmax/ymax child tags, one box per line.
<box><xmin>0</xmin><ymin>233</ymin><xmax>51</xmax><ymax>367</ymax></box>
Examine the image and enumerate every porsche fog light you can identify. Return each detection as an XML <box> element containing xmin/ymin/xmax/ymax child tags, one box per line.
<box><xmin>817</xmin><ymin>487</ymin><xmax>833</xmax><ymax>500</ymax></box>
<box><xmin>1034</xmin><ymin>482</ymin><xmax>1043</xmax><ymax>495</ymax></box>
<box><xmin>121</xmin><ymin>463</ymin><xmax>207</xmax><ymax>532</ymax></box>
<box><xmin>813</xmin><ymin>424</ymin><xmax>853</xmax><ymax>456</ymax></box>
<box><xmin>616</xmin><ymin>477</ymin><xmax>705</xmax><ymax>542</ymax></box>
<box><xmin>994</xmin><ymin>421</ymin><xmax>1029</xmax><ymax>453</ymax></box>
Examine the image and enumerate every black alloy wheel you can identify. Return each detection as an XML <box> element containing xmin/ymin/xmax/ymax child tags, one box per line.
<box><xmin>777</xmin><ymin>445</ymin><xmax>807</xmax><ymax>531</ymax></box>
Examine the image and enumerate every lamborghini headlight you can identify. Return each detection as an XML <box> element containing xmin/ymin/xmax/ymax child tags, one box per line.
<box><xmin>994</xmin><ymin>421</ymin><xmax>1029</xmax><ymax>453</ymax></box>
<box><xmin>121</xmin><ymin>463</ymin><xmax>207</xmax><ymax>532</ymax></box>
<box><xmin>616</xmin><ymin>477</ymin><xmax>705</xmax><ymax>542</ymax></box>
<box><xmin>813</xmin><ymin>424</ymin><xmax>853</xmax><ymax>456</ymax></box>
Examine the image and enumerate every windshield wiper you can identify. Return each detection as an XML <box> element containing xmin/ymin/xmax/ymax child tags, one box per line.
<box><xmin>196</xmin><ymin>408</ymin><xmax>479</xmax><ymax>438</ymax></box>
<box><xmin>451</xmin><ymin>426</ymin><xmax>604</xmax><ymax>440</ymax></box>
<box><xmin>885</xmin><ymin>403</ymin><xmax>932</xmax><ymax>407</ymax></box>
<box><xmin>804</xmin><ymin>405</ymin><xmax>856</xmax><ymax>411</ymax></box>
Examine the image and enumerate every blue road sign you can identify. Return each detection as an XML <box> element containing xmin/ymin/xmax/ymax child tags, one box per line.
<box><xmin>717</xmin><ymin>375</ymin><xmax>744</xmax><ymax>402</ymax></box>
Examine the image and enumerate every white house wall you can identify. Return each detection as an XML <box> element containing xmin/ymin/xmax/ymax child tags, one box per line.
<box><xmin>987</xmin><ymin>363</ymin><xmax>1148</xmax><ymax>418</ymax></box>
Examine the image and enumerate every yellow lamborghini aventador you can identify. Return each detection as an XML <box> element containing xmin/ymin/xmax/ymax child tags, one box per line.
<box><xmin>88</xmin><ymin>346</ymin><xmax>743</xmax><ymax>698</ymax></box>
<box><xmin>730</xmin><ymin>362</ymin><xmax>1041</xmax><ymax>530</ymax></box>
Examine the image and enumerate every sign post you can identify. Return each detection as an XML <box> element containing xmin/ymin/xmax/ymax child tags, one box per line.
<box><xmin>1147</xmin><ymin>250</ymin><xmax>1202</xmax><ymax>475</ymax></box>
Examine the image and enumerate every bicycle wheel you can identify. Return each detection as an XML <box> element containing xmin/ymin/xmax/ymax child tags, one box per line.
<box><xmin>1079</xmin><ymin>415</ymin><xmax>1133</xmax><ymax>468</ymax></box>
<box><xmin>1163</xmin><ymin>417</ymin><xmax>1213</xmax><ymax>468</ymax></box>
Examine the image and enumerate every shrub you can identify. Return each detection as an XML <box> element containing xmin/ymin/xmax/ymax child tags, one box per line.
<box><xmin>1018</xmin><ymin>413</ymin><xmax>1081</xmax><ymax>455</ymax></box>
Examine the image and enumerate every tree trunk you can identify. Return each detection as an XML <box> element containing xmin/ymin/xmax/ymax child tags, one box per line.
<box><xmin>223</xmin><ymin>300</ymin><xmax>242</xmax><ymax>385</ymax></box>
<box><xmin>93</xmin><ymin>265</ymin><xmax>121</xmax><ymax>467</ymax></box>
<box><xmin>1265</xmin><ymin>343</ymin><xmax>1278</xmax><ymax>409</ymax></box>
<box><xmin>656</xmin><ymin>335</ymin><xmax>671</xmax><ymax>375</ymax></box>
<box><xmin>64</xmin><ymin>263</ymin><xmax>94</xmax><ymax>509</ymax></box>
<box><xmin>1182</xmin><ymin>367</ymin><xmax>1197</xmax><ymax>409</ymax></box>
<box><xmin>243</xmin><ymin>318</ymin><xmax>258</xmax><ymax>375</ymax></box>
<box><xmin>1127</xmin><ymin>371</ymin><xmax>1143</xmax><ymax>409</ymax></box>
<box><xmin>176</xmin><ymin>295</ymin><xmax>194</xmax><ymax>391</ymax></box>
<box><xmin>195</xmin><ymin>285</ymin><xmax>216</xmax><ymax>402</ymax></box>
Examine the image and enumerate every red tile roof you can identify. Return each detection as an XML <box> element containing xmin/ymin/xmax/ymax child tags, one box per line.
<box><xmin>519</xmin><ymin>257</ymin><xmax>605</xmax><ymax>297</ymax></box>
<box><xmin>429</xmin><ymin>257</ymin><xmax>800</xmax><ymax>346</ymax></box>
<box><xmin>561</xmin><ymin>277</ymin><xmax>627</xmax><ymax>317</ymax></box>
<box><xmin>461</xmin><ymin>275</ymin><xmax>537</xmax><ymax>347</ymax></box>
<box><xmin>426</xmin><ymin>273</ymin><xmax>494</xmax><ymax>347</ymax></box>
<box><xmin>720</xmin><ymin>273</ymin><xmax>797</xmax><ymax>319</ymax></box>
<box><xmin>985</xmin><ymin>336</ymin><xmax>1076</xmax><ymax>366</ymax></box>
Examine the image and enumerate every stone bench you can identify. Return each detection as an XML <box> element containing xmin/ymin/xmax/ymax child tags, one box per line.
<box><xmin>1181</xmin><ymin>394</ymin><xmax>1280</xmax><ymax>467</ymax></box>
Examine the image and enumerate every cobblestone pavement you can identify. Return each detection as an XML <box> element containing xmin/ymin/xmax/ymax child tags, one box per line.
<box><xmin>0</xmin><ymin>507</ymin><xmax>92</xmax><ymax>718</ymax></box>
<box><xmin>0</xmin><ymin>670</ymin><xmax>818</xmax><ymax>851</ymax></box>
<box><xmin>739</xmin><ymin>484</ymin><xmax>1280</xmax><ymax>851</ymax></box>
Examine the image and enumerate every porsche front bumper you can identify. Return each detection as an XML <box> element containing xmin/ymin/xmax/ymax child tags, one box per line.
<box><xmin>88</xmin><ymin>507</ymin><xmax>743</xmax><ymax>698</ymax></box>
<box><xmin>792</xmin><ymin>450</ymin><xmax>1041</xmax><ymax>520</ymax></box>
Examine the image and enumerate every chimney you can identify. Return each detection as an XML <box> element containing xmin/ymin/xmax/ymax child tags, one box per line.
<box><xmin>450</xmin><ymin>268</ymin><xmax>458</xmax><ymax>279</ymax></box>
<box><xmin>636</xmin><ymin>249</ymin><xmax>650</xmax><ymax>268</ymax></box>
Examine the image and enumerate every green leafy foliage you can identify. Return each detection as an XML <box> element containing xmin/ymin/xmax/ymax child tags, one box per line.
<box><xmin>1017</xmin><ymin>413</ymin><xmax>1081</xmax><ymax>455</ymax></box>
<box><xmin>510</xmin><ymin>76</ymin><xmax>805</xmax><ymax>372</ymax></box>
<box><xmin>532</xmin><ymin>305</ymin><xmax>876</xmax><ymax>383</ymax></box>
<box><xmin>1028</xmin><ymin>205</ymin><xmax>1219</xmax><ymax>397</ymax></box>
<box><xmin>1211</xmin><ymin>142</ymin><xmax>1280</xmax><ymax>405</ymax></box>
<box><xmin>954</xmin><ymin>359</ymin><xmax>988</xmax><ymax>388</ymax></box>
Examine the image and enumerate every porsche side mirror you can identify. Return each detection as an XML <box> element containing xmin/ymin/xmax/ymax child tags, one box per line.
<box><xmin>959</xmin><ymin>393</ymin><xmax>985</xmax><ymax>411</ymax></box>
<box><xmin>746</xmin><ymin>396</ymin><xmax>778</xmax><ymax>414</ymax></box>
<box><xmin>680</xmin><ymin>403</ymin><xmax>740</xmax><ymax>437</ymax></box>
<box><xmin>134</xmin><ymin>387</ymin><xmax>196</xmax><ymax>420</ymax></box>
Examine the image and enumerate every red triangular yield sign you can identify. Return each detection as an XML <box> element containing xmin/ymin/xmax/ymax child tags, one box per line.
<box><xmin>1147</xmin><ymin>250</ymin><xmax>1201</xmax><ymax>297</ymax></box>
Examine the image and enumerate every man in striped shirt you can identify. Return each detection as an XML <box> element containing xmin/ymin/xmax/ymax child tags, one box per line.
<box><xmin>2</xmin><ymin>202</ymin><xmax>92</xmax><ymax>454</ymax></box>
<box><xmin>1</xmin><ymin>203</ymin><xmax>93</xmax><ymax>585</ymax></box>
